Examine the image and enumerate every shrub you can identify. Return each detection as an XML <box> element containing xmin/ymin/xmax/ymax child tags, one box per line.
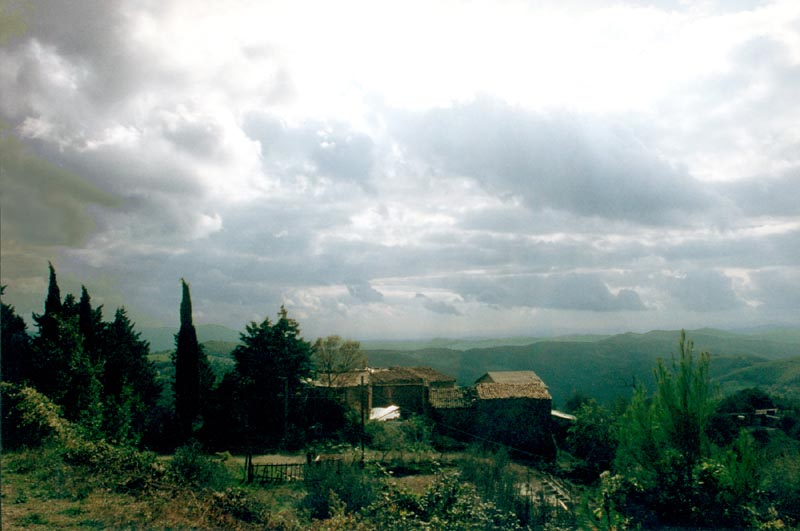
<box><xmin>1</xmin><ymin>383</ymin><xmax>73</xmax><ymax>449</ymax></box>
<box><xmin>62</xmin><ymin>438</ymin><xmax>164</xmax><ymax>493</ymax></box>
<box><xmin>170</xmin><ymin>440</ymin><xmax>227</xmax><ymax>488</ymax></box>
<box><xmin>365</xmin><ymin>473</ymin><xmax>523</xmax><ymax>531</ymax></box>
<box><xmin>302</xmin><ymin>460</ymin><xmax>379</xmax><ymax>519</ymax></box>
<box><xmin>210</xmin><ymin>487</ymin><xmax>269</xmax><ymax>524</ymax></box>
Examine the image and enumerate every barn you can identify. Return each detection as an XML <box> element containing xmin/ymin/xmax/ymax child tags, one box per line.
<box><xmin>430</xmin><ymin>370</ymin><xmax>555</xmax><ymax>458</ymax></box>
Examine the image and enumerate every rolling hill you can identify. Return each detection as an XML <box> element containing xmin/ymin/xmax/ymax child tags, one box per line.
<box><xmin>143</xmin><ymin>326</ymin><xmax>800</xmax><ymax>406</ymax></box>
<box><xmin>365</xmin><ymin>328</ymin><xmax>800</xmax><ymax>407</ymax></box>
<box><xmin>140</xmin><ymin>324</ymin><xmax>241</xmax><ymax>352</ymax></box>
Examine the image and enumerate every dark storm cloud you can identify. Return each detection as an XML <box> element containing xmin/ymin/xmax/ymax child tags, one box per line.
<box><xmin>415</xmin><ymin>293</ymin><xmax>461</xmax><ymax>316</ymax></box>
<box><xmin>451</xmin><ymin>273</ymin><xmax>646</xmax><ymax>312</ymax></box>
<box><xmin>663</xmin><ymin>271</ymin><xmax>744</xmax><ymax>312</ymax></box>
<box><xmin>0</xmin><ymin>1</ymin><xmax>157</xmax><ymax>122</ymax></box>
<box><xmin>0</xmin><ymin>131</ymin><xmax>119</xmax><ymax>247</ymax></box>
<box><xmin>242</xmin><ymin>112</ymin><xmax>375</xmax><ymax>186</ymax></box>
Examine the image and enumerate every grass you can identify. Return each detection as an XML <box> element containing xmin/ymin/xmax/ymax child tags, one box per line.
<box><xmin>0</xmin><ymin>446</ymin><xmax>306</xmax><ymax>530</ymax></box>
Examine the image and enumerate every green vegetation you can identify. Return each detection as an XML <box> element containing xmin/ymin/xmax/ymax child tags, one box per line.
<box><xmin>2</xmin><ymin>266</ymin><xmax>799</xmax><ymax>529</ymax></box>
<box><xmin>570</xmin><ymin>333</ymin><xmax>800</xmax><ymax>530</ymax></box>
<box><xmin>367</xmin><ymin>328</ymin><xmax>800</xmax><ymax>406</ymax></box>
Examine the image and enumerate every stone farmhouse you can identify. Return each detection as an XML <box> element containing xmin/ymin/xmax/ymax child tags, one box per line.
<box><xmin>316</xmin><ymin>367</ymin><xmax>555</xmax><ymax>457</ymax></box>
<box><xmin>430</xmin><ymin>371</ymin><xmax>554</xmax><ymax>457</ymax></box>
<box><xmin>313</xmin><ymin>366</ymin><xmax>456</xmax><ymax>417</ymax></box>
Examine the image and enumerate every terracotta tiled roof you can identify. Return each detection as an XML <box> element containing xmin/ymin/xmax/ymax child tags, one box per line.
<box><xmin>314</xmin><ymin>370</ymin><xmax>370</xmax><ymax>388</ymax></box>
<box><xmin>475</xmin><ymin>382</ymin><xmax>551</xmax><ymax>400</ymax></box>
<box><xmin>475</xmin><ymin>371</ymin><xmax>547</xmax><ymax>386</ymax></box>
<box><xmin>430</xmin><ymin>387</ymin><xmax>475</xmax><ymax>409</ymax></box>
<box><xmin>370</xmin><ymin>367</ymin><xmax>424</xmax><ymax>385</ymax></box>
<box><xmin>406</xmin><ymin>367</ymin><xmax>456</xmax><ymax>385</ymax></box>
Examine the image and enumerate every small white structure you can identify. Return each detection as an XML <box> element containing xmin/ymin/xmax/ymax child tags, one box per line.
<box><xmin>370</xmin><ymin>405</ymin><xmax>401</xmax><ymax>421</ymax></box>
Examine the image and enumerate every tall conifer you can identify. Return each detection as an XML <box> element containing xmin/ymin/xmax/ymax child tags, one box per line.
<box><xmin>173</xmin><ymin>279</ymin><xmax>211</xmax><ymax>443</ymax></box>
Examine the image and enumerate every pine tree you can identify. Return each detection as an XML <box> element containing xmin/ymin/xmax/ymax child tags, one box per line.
<box><xmin>613</xmin><ymin>330</ymin><xmax>718</xmax><ymax>526</ymax></box>
<box><xmin>101</xmin><ymin>308</ymin><xmax>161</xmax><ymax>445</ymax></box>
<box><xmin>172</xmin><ymin>279</ymin><xmax>212</xmax><ymax>443</ymax></box>
<box><xmin>231</xmin><ymin>306</ymin><xmax>313</xmax><ymax>446</ymax></box>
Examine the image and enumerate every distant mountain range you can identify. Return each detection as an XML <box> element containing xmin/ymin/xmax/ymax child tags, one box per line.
<box><xmin>364</xmin><ymin>328</ymin><xmax>800</xmax><ymax>407</ymax></box>
<box><xmin>145</xmin><ymin>326</ymin><xmax>800</xmax><ymax>407</ymax></box>
<box><xmin>141</xmin><ymin>324</ymin><xmax>241</xmax><ymax>352</ymax></box>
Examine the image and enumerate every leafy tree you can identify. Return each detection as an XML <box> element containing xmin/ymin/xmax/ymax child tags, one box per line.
<box><xmin>172</xmin><ymin>279</ymin><xmax>213</xmax><ymax>443</ymax></box>
<box><xmin>313</xmin><ymin>335</ymin><xmax>366</xmax><ymax>387</ymax></box>
<box><xmin>230</xmin><ymin>306</ymin><xmax>313</xmax><ymax>447</ymax></box>
<box><xmin>1</xmin><ymin>286</ymin><xmax>31</xmax><ymax>384</ymax></box>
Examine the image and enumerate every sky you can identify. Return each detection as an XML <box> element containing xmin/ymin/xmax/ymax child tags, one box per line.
<box><xmin>1</xmin><ymin>0</ymin><xmax>799</xmax><ymax>340</ymax></box>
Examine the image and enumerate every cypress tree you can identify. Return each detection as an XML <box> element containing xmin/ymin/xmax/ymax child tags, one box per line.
<box><xmin>30</xmin><ymin>263</ymin><xmax>67</xmax><ymax>398</ymax></box>
<box><xmin>34</xmin><ymin>262</ymin><xmax>62</xmax><ymax>346</ymax></box>
<box><xmin>78</xmin><ymin>286</ymin><xmax>99</xmax><ymax>364</ymax></box>
<box><xmin>44</xmin><ymin>262</ymin><xmax>61</xmax><ymax>316</ymax></box>
<box><xmin>173</xmin><ymin>279</ymin><xmax>211</xmax><ymax>443</ymax></box>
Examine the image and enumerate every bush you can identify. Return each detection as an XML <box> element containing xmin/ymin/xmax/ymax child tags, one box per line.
<box><xmin>210</xmin><ymin>487</ymin><xmax>270</xmax><ymax>524</ymax></box>
<box><xmin>302</xmin><ymin>460</ymin><xmax>379</xmax><ymax>519</ymax></box>
<box><xmin>1</xmin><ymin>383</ymin><xmax>73</xmax><ymax>449</ymax></box>
<box><xmin>170</xmin><ymin>440</ymin><xmax>227</xmax><ymax>488</ymax></box>
<box><xmin>365</xmin><ymin>472</ymin><xmax>524</xmax><ymax>531</ymax></box>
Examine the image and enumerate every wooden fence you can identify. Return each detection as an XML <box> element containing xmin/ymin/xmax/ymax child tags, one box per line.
<box><xmin>244</xmin><ymin>455</ymin><xmax>344</xmax><ymax>484</ymax></box>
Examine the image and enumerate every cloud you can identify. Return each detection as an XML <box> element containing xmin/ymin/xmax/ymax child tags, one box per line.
<box><xmin>242</xmin><ymin>112</ymin><xmax>375</xmax><ymax>187</ymax></box>
<box><xmin>396</xmin><ymin>97</ymin><xmax>712</xmax><ymax>225</ymax></box>
<box><xmin>718</xmin><ymin>169</ymin><xmax>800</xmax><ymax>217</ymax></box>
<box><xmin>452</xmin><ymin>273</ymin><xmax>647</xmax><ymax>312</ymax></box>
<box><xmin>750</xmin><ymin>269</ymin><xmax>800</xmax><ymax>312</ymax></box>
<box><xmin>415</xmin><ymin>293</ymin><xmax>461</xmax><ymax>316</ymax></box>
<box><xmin>1</xmin><ymin>0</ymin><xmax>798</xmax><ymax>338</ymax></box>
<box><xmin>664</xmin><ymin>271</ymin><xmax>744</xmax><ymax>312</ymax></box>
<box><xmin>347</xmin><ymin>282</ymin><xmax>384</xmax><ymax>303</ymax></box>
<box><xmin>0</xmin><ymin>129</ymin><xmax>120</xmax><ymax>247</ymax></box>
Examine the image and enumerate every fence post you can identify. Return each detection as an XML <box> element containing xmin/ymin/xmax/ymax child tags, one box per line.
<box><xmin>245</xmin><ymin>453</ymin><xmax>254</xmax><ymax>484</ymax></box>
